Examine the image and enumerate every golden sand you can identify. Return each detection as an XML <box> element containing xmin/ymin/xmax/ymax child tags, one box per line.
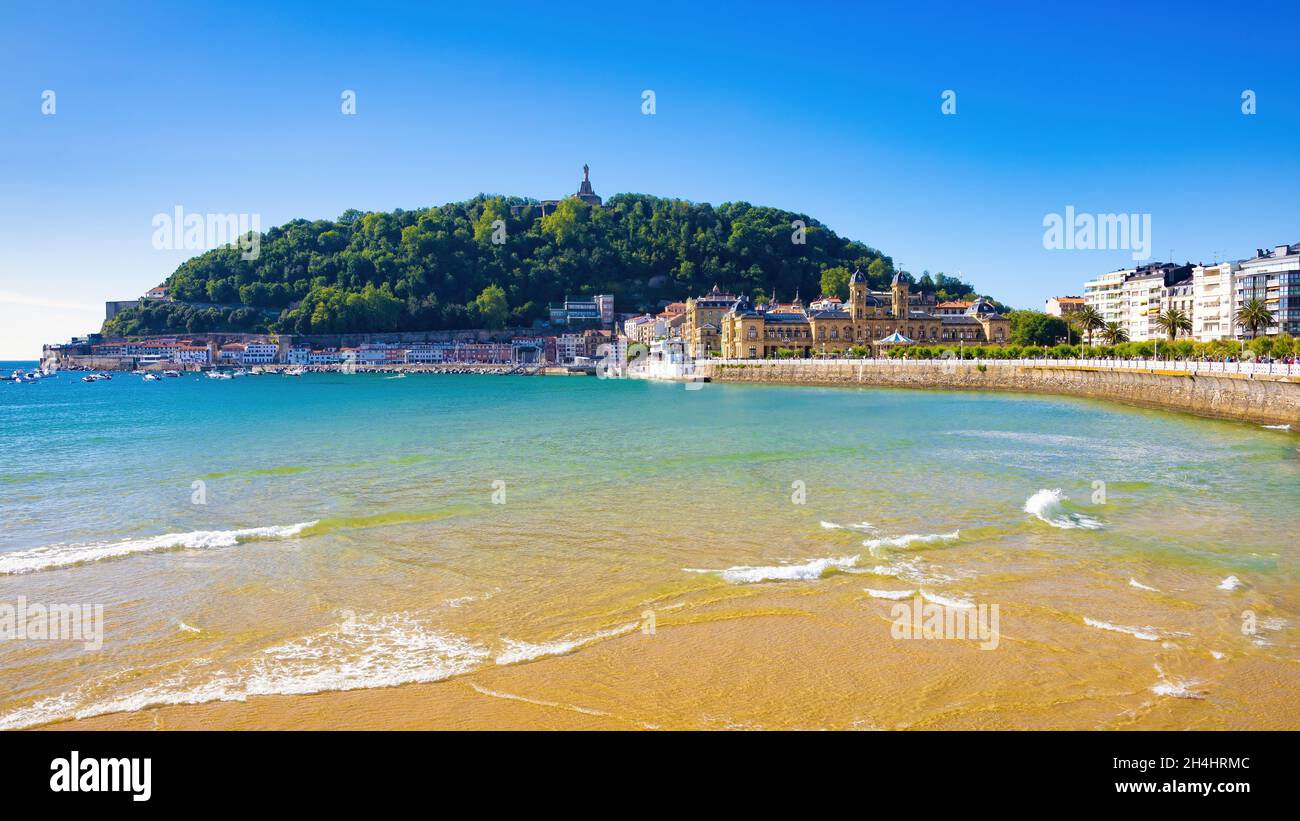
<box><xmin>43</xmin><ymin>583</ymin><xmax>1300</xmax><ymax>731</ymax></box>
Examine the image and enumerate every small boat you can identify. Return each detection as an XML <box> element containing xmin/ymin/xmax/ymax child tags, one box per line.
<box><xmin>284</xmin><ymin>367</ymin><xmax>305</xmax><ymax>377</ymax></box>
<box><xmin>143</xmin><ymin>372</ymin><xmax>161</xmax><ymax>381</ymax></box>
<box><xmin>206</xmin><ymin>370</ymin><xmax>233</xmax><ymax>380</ymax></box>
<box><xmin>163</xmin><ymin>370</ymin><xmax>181</xmax><ymax>378</ymax></box>
<box><xmin>81</xmin><ymin>373</ymin><xmax>106</xmax><ymax>383</ymax></box>
<box><xmin>232</xmin><ymin>368</ymin><xmax>249</xmax><ymax>378</ymax></box>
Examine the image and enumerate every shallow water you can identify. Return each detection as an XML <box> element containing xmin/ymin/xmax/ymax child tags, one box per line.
<box><xmin>1</xmin><ymin>364</ymin><xmax>1297</xmax><ymax>729</ymax></box>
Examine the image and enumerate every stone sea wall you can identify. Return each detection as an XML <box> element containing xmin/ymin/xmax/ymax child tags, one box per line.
<box><xmin>697</xmin><ymin>360</ymin><xmax>1300</xmax><ymax>427</ymax></box>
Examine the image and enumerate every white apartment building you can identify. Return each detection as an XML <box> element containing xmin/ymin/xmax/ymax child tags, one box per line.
<box><xmin>1120</xmin><ymin>269</ymin><xmax>1166</xmax><ymax>342</ymax></box>
<box><xmin>1083</xmin><ymin>268</ymin><xmax>1132</xmax><ymax>327</ymax></box>
<box><xmin>177</xmin><ymin>346</ymin><xmax>210</xmax><ymax>365</ymax></box>
<box><xmin>1236</xmin><ymin>243</ymin><xmax>1300</xmax><ymax>337</ymax></box>
<box><xmin>241</xmin><ymin>342</ymin><xmax>280</xmax><ymax>364</ymax></box>
<box><xmin>623</xmin><ymin>314</ymin><xmax>656</xmax><ymax>345</ymax></box>
<box><xmin>1192</xmin><ymin>262</ymin><xmax>1237</xmax><ymax>340</ymax></box>
<box><xmin>1086</xmin><ymin>264</ymin><xmax>1196</xmax><ymax>342</ymax></box>
<box><xmin>407</xmin><ymin>343</ymin><xmax>449</xmax><ymax>363</ymax></box>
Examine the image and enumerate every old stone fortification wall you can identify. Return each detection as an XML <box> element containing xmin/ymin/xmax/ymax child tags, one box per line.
<box><xmin>698</xmin><ymin>361</ymin><xmax>1300</xmax><ymax>427</ymax></box>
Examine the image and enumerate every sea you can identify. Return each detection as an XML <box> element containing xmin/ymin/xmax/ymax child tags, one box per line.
<box><xmin>1</xmin><ymin>361</ymin><xmax>1297</xmax><ymax>729</ymax></box>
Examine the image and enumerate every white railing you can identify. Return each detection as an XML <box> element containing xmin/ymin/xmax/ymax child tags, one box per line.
<box><xmin>703</xmin><ymin>357</ymin><xmax>1296</xmax><ymax>377</ymax></box>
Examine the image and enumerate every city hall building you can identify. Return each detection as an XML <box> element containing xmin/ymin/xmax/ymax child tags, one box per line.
<box><xmin>719</xmin><ymin>270</ymin><xmax>1008</xmax><ymax>358</ymax></box>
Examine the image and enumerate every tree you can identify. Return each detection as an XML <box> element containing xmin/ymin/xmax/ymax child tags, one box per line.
<box><xmin>1234</xmin><ymin>298</ymin><xmax>1274</xmax><ymax>339</ymax></box>
<box><xmin>473</xmin><ymin>284</ymin><xmax>509</xmax><ymax>329</ymax></box>
<box><xmin>866</xmin><ymin>257</ymin><xmax>893</xmax><ymax>288</ymax></box>
<box><xmin>819</xmin><ymin>266</ymin><xmax>851</xmax><ymax>301</ymax></box>
<box><xmin>1008</xmin><ymin>310</ymin><xmax>1069</xmax><ymax>346</ymax></box>
<box><xmin>1101</xmin><ymin>321</ymin><xmax>1129</xmax><ymax>345</ymax></box>
<box><xmin>1154</xmin><ymin>307</ymin><xmax>1192</xmax><ymax>341</ymax></box>
<box><xmin>1072</xmin><ymin>304</ymin><xmax>1104</xmax><ymax>347</ymax></box>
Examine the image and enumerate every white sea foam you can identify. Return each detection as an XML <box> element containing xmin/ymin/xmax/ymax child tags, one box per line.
<box><xmin>863</xmin><ymin>531</ymin><xmax>959</xmax><ymax>557</ymax></box>
<box><xmin>1261</xmin><ymin>424</ymin><xmax>1291</xmax><ymax>430</ymax></box>
<box><xmin>177</xmin><ymin>622</ymin><xmax>202</xmax><ymax>634</ymax></box>
<box><xmin>845</xmin><ymin>557</ymin><xmax>961</xmax><ymax>586</ymax></box>
<box><xmin>1083</xmin><ymin>616</ymin><xmax>1160</xmax><ymax>641</ymax></box>
<box><xmin>0</xmin><ymin>521</ymin><xmax>318</xmax><ymax>575</ymax></box>
<box><xmin>919</xmin><ymin>590</ymin><xmax>975</xmax><ymax>609</ymax></box>
<box><xmin>685</xmin><ymin>554</ymin><xmax>861</xmax><ymax>584</ymax></box>
<box><xmin>1217</xmin><ymin>575</ymin><xmax>1244</xmax><ymax>591</ymax></box>
<box><xmin>1128</xmin><ymin>578</ymin><xmax>1160</xmax><ymax>592</ymax></box>
<box><xmin>1210</xmin><ymin>651</ymin><xmax>1226</xmax><ymax>660</ymax></box>
<box><xmin>1151</xmin><ymin>663</ymin><xmax>1205</xmax><ymax>699</ymax></box>
<box><xmin>0</xmin><ymin>611</ymin><xmax>487</xmax><ymax>731</ymax></box>
<box><xmin>863</xmin><ymin>588</ymin><xmax>916</xmax><ymax>600</ymax></box>
<box><xmin>495</xmin><ymin>622</ymin><xmax>640</xmax><ymax>665</ymax></box>
<box><xmin>821</xmin><ymin>520</ymin><xmax>875</xmax><ymax>531</ymax></box>
<box><xmin>1024</xmin><ymin>489</ymin><xmax>1103</xmax><ymax>530</ymax></box>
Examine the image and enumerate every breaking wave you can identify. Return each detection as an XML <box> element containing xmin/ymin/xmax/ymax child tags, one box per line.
<box><xmin>685</xmin><ymin>554</ymin><xmax>861</xmax><ymax>584</ymax></box>
<box><xmin>863</xmin><ymin>588</ymin><xmax>915</xmax><ymax>600</ymax></box>
<box><xmin>863</xmin><ymin>531</ymin><xmax>960</xmax><ymax>557</ymax></box>
<box><xmin>1082</xmin><ymin>616</ymin><xmax>1160</xmax><ymax>641</ymax></box>
<box><xmin>1024</xmin><ymin>489</ymin><xmax>1103</xmax><ymax>530</ymax></box>
<box><xmin>495</xmin><ymin>622</ymin><xmax>640</xmax><ymax>665</ymax></box>
<box><xmin>0</xmin><ymin>611</ymin><xmax>489</xmax><ymax>730</ymax></box>
<box><xmin>0</xmin><ymin>522</ymin><xmax>318</xmax><ymax>575</ymax></box>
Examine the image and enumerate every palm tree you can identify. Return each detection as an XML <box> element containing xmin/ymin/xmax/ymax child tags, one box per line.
<box><xmin>1100</xmin><ymin>321</ymin><xmax>1129</xmax><ymax>345</ymax></box>
<box><xmin>1234</xmin><ymin>298</ymin><xmax>1274</xmax><ymax>339</ymax></box>
<box><xmin>1154</xmin><ymin>307</ymin><xmax>1192</xmax><ymax>341</ymax></box>
<box><xmin>1073</xmin><ymin>305</ymin><xmax>1104</xmax><ymax>348</ymax></box>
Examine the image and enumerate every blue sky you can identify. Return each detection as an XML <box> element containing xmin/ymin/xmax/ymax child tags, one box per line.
<box><xmin>2</xmin><ymin>0</ymin><xmax>1297</xmax><ymax>357</ymax></box>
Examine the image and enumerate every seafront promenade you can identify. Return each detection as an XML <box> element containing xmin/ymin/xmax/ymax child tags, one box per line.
<box><xmin>693</xmin><ymin>357</ymin><xmax>1300</xmax><ymax>427</ymax></box>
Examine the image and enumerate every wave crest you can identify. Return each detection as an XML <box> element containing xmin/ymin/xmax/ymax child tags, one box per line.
<box><xmin>685</xmin><ymin>554</ymin><xmax>860</xmax><ymax>584</ymax></box>
<box><xmin>1024</xmin><ymin>489</ymin><xmax>1103</xmax><ymax>530</ymax></box>
<box><xmin>0</xmin><ymin>522</ymin><xmax>318</xmax><ymax>575</ymax></box>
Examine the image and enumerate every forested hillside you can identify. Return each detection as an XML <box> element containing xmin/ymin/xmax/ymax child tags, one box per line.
<box><xmin>103</xmin><ymin>193</ymin><xmax>991</xmax><ymax>336</ymax></box>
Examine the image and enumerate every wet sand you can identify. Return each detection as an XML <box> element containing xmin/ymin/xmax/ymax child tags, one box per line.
<box><xmin>42</xmin><ymin>587</ymin><xmax>1300</xmax><ymax>731</ymax></box>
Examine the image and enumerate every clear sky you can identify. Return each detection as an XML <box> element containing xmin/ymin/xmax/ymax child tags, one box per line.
<box><xmin>2</xmin><ymin>0</ymin><xmax>1297</xmax><ymax>357</ymax></box>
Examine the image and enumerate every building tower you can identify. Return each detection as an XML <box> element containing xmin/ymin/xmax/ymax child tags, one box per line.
<box><xmin>848</xmin><ymin>268</ymin><xmax>869</xmax><ymax>320</ymax></box>
<box><xmin>891</xmin><ymin>271</ymin><xmax>910</xmax><ymax>319</ymax></box>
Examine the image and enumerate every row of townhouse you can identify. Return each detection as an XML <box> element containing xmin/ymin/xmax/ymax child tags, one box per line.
<box><xmin>287</xmin><ymin>340</ymin><xmax>529</xmax><ymax>366</ymax></box>
<box><xmin>91</xmin><ymin>338</ymin><xmax>214</xmax><ymax>365</ymax></box>
<box><xmin>217</xmin><ymin>342</ymin><xmax>279</xmax><ymax>365</ymax></box>
<box><xmin>554</xmin><ymin>329</ymin><xmax>625</xmax><ymax>365</ymax></box>
<box><xmin>1079</xmin><ymin>243</ymin><xmax>1300</xmax><ymax>342</ymax></box>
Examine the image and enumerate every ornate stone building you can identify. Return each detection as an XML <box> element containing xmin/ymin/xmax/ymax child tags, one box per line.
<box><xmin>682</xmin><ymin>284</ymin><xmax>738</xmax><ymax>358</ymax></box>
<box><xmin>719</xmin><ymin>270</ymin><xmax>1008</xmax><ymax>358</ymax></box>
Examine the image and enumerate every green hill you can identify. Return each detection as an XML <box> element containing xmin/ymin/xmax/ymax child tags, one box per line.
<box><xmin>103</xmin><ymin>193</ymin><xmax>988</xmax><ymax>336</ymax></box>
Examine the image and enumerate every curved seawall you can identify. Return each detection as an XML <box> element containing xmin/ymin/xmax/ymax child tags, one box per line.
<box><xmin>698</xmin><ymin>360</ymin><xmax>1300</xmax><ymax>427</ymax></box>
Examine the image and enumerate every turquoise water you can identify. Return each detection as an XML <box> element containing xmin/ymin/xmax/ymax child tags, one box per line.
<box><xmin>1</xmin><ymin>361</ymin><xmax>1298</xmax><ymax>728</ymax></box>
